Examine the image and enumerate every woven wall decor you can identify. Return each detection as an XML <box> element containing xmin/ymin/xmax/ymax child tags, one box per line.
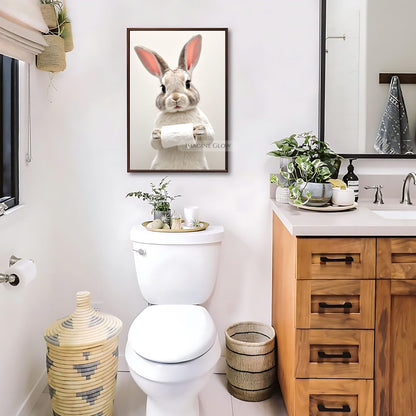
<box><xmin>225</xmin><ymin>321</ymin><xmax>276</xmax><ymax>402</ymax></box>
<box><xmin>44</xmin><ymin>291</ymin><xmax>122</xmax><ymax>416</ymax></box>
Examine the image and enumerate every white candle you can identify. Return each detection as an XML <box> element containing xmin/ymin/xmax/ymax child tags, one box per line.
<box><xmin>184</xmin><ymin>206</ymin><xmax>199</xmax><ymax>227</ymax></box>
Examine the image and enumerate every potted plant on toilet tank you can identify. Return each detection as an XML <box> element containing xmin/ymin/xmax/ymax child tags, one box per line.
<box><xmin>126</xmin><ymin>177</ymin><xmax>180</xmax><ymax>223</ymax></box>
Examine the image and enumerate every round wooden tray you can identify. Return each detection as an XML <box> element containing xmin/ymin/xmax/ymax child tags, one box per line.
<box><xmin>142</xmin><ymin>221</ymin><xmax>209</xmax><ymax>233</ymax></box>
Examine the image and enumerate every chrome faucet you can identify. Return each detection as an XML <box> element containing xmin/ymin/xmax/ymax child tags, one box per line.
<box><xmin>364</xmin><ymin>185</ymin><xmax>384</xmax><ymax>204</ymax></box>
<box><xmin>401</xmin><ymin>172</ymin><xmax>416</xmax><ymax>205</ymax></box>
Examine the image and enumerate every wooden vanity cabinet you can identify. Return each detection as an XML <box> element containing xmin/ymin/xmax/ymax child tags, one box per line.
<box><xmin>375</xmin><ymin>238</ymin><xmax>416</xmax><ymax>416</ymax></box>
<box><xmin>272</xmin><ymin>215</ymin><xmax>416</xmax><ymax>416</ymax></box>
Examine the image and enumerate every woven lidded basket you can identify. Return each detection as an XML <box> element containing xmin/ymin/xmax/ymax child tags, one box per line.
<box><xmin>44</xmin><ymin>291</ymin><xmax>122</xmax><ymax>416</ymax></box>
<box><xmin>225</xmin><ymin>321</ymin><xmax>276</xmax><ymax>402</ymax></box>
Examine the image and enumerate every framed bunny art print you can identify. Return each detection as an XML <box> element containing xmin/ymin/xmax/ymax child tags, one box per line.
<box><xmin>127</xmin><ymin>28</ymin><xmax>228</xmax><ymax>172</ymax></box>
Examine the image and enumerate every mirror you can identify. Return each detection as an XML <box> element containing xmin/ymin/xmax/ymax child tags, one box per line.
<box><xmin>320</xmin><ymin>0</ymin><xmax>416</xmax><ymax>158</ymax></box>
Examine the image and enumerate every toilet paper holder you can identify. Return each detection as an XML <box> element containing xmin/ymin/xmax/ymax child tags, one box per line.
<box><xmin>0</xmin><ymin>255</ymin><xmax>28</xmax><ymax>286</ymax></box>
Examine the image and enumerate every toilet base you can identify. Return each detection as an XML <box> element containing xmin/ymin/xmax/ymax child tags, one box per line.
<box><xmin>125</xmin><ymin>335</ymin><xmax>221</xmax><ymax>416</ymax></box>
<box><xmin>147</xmin><ymin>396</ymin><xmax>199</xmax><ymax>416</ymax></box>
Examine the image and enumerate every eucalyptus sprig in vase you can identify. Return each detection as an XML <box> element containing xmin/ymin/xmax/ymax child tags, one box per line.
<box><xmin>126</xmin><ymin>177</ymin><xmax>181</xmax><ymax>224</ymax></box>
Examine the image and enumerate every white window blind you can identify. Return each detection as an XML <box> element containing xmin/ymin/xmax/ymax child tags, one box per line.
<box><xmin>0</xmin><ymin>0</ymin><xmax>48</xmax><ymax>63</ymax></box>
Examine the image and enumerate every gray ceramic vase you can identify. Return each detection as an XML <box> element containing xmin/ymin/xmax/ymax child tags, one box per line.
<box><xmin>302</xmin><ymin>182</ymin><xmax>333</xmax><ymax>206</ymax></box>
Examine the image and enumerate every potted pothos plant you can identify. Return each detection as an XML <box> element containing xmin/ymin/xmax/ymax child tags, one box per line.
<box><xmin>269</xmin><ymin>132</ymin><xmax>341</xmax><ymax>206</ymax></box>
<box><xmin>297</xmin><ymin>133</ymin><xmax>341</xmax><ymax>179</ymax></box>
<box><xmin>268</xmin><ymin>132</ymin><xmax>341</xmax><ymax>179</ymax></box>
<box><xmin>283</xmin><ymin>155</ymin><xmax>333</xmax><ymax>206</ymax></box>
<box><xmin>126</xmin><ymin>177</ymin><xmax>180</xmax><ymax>223</ymax></box>
<box><xmin>268</xmin><ymin>134</ymin><xmax>304</xmax><ymax>187</ymax></box>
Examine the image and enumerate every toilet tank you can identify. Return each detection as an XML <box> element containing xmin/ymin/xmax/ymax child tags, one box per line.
<box><xmin>130</xmin><ymin>225</ymin><xmax>224</xmax><ymax>305</ymax></box>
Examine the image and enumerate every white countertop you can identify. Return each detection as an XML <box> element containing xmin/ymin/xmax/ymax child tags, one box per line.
<box><xmin>271</xmin><ymin>198</ymin><xmax>416</xmax><ymax>236</ymax></box>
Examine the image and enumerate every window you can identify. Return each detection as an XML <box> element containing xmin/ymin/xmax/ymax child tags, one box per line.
<box><xmin>0</xmin><ymin>54</ymin><xmax>19</xmax><ymax>209</ymax></box>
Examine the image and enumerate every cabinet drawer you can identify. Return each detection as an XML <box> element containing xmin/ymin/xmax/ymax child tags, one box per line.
<box><xmin>295</xmin><ymin>329</ymin><xmax>373</xmax><ymax>379</ymax></box>
<box><xmin>297</xmin><ymin>238</ymin><xmax>376</xmax><ymax>279</ymax></box>
<box><xmin>295</xmin><ymin>379</ymin><xmax>373</xmax><ymax>416</ymax></box>
<box><xmin>296</xmin><ymin>280</ymin><xmax>375</xmax><ymax>329</ymax></box>
<box><xmin>378</xmin><ymin>237</ymin><xmax>416</xmax><ymax>279</ymax></box>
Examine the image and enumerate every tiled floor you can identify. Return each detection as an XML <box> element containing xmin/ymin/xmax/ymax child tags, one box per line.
<box><xmin>32</xmin><ymin>372</ymin><xmax>288</xmax><ymax>415</ymax></box>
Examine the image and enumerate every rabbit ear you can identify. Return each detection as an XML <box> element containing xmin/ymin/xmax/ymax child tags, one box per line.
<box><xmin>178</xmin><ymin>35</ymin><xmax>202</xmax><ymax>75</ymax></box>
<box><xmin>134</xmin><ymin>46</ymin><xmax>169</xmax><ymax>79</ymax></box>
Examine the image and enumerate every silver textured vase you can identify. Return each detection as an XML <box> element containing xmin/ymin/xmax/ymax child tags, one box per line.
<box><xmin>302</xmin><ymin>182</ymin><xmax>333</xmax><ymax>206</ymax></box>
<box><xmin>153</xmin><ymin>209</ymin><xmax>171</xmax><ymax>224</ymax></box>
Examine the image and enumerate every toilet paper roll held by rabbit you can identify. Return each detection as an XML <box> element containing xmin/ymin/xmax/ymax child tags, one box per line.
<box><xmin>135</xmin><ymin>34</ymin><xmax>215</xmax><ymax>170</ymax></box>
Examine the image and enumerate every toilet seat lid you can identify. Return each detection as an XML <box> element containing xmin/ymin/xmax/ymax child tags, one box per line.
<box><xmin>129</xmin><ymin>305</ymin><xmax>217</xmax><ymax>364</ymax></box>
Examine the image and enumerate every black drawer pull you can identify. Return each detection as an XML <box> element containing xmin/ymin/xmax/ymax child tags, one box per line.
<box><xmin>320</xmin><ymin>256</ymin><xmax>354</xmax><ymax>265</ymax></box>
<box><xmin>318</xmin><ymin>404</ymin><xmax>351</xmax><ymax>413</ymax></box>
<box><xmin>318</xmin><ymin>351</ymin><xmax>352</xmax><ymax>359</ymax></box>
<box><xmin>319</xmin><ymin>301</ymin><xmax>353</xmax><ymax>309</ymax></box>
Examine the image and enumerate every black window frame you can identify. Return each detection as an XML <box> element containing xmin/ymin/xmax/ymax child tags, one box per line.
<box><xmin>0</xmin><ymin>54</ymin><xmax>19</xmax><ymax>209</ymax></box>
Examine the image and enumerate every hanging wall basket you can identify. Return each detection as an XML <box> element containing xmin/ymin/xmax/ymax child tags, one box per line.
<box><xmin>40</xmin><ymin>4</ymin><xmax>58</xmax><ymax>28</ymax></box>
<box><xmin>61</xmin><ymin>22</ymin><xmax>74</xmax><ymax>52</ymax></box>
<box><xmin>44</xmin><ymin>291</ymin><xmax>122</xmax><ymax>416</ymax></box>
<box><xmin>36</xmin><ymin>35</ymin><xmax>66</xmax><ymax>73</ymax></box>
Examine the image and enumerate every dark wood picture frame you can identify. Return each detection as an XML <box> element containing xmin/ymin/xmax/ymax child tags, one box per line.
<box><xmin>127</xmin><ymin>28</ymin><xmax>229</xmax><ymax>172</ymax></box>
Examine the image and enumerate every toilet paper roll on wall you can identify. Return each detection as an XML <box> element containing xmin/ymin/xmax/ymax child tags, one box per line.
<box><xmin>5</xmin><ymin>259</ymin><xmax>37</xmax><ymax>288</ymax></box>
<box><xmin>161</xmin><ymin>123</ymin><xmax>196</xmax><ymax>148</ymax></box>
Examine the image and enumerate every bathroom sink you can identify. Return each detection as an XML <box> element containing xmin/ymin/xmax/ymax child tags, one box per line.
<box><xmin>372</xmin><ymin>210</ymin><xmax>416</xmax><ymax>220</ymax></box>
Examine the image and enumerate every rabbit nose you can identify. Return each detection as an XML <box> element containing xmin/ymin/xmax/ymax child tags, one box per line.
<box><xmin>171</xmin><ymin>93</ymin><xmax>180</xmax><ymax>102</ymax></box>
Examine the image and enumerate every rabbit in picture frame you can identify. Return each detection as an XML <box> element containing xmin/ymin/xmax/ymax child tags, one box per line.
<box><xmin>134</xmin><ymin>34</ymin><xmax>215</xmax><ymax>170</ymax></box>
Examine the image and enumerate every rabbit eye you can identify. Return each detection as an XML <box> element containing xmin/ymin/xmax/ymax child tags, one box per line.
<box><xmin>161</xmin><ymin>84</ymin><xmax>166</xmax><ymax>94</ymax></box>
<box><xmin>185</xmin><ymin>80</ymin><xmax>191</xmax><ymax>89</ymax></box>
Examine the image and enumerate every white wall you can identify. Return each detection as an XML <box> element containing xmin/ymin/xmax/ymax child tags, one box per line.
<box><xmin>2</xmin><ymin>0</ymin><xmax>416</xmax><ymax>414</ymax></box>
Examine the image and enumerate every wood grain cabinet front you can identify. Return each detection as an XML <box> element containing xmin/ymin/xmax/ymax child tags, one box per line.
<box><xmin>272</xmin><ymin>213</ymin><xmax>416</xmax><ymax>416</ymax></box>
<box><xmin>377</xmin><ymin>238</ymin><xmax>416</xmax><ymax>279</ymax></box>
<box><xmin>297</xmin><ymin>237</ymin><xmax>376</xmax><ymax>280</ymax></box>
<box><xmin>295</xmin><ymin>379</ymin><xmax>373</xmax><ymax>416</ymax></box>
<box><xmin>296</xmin><ymin>280</ymin><xmax>375</xmax><ymax>329</ymax></box>
<box><xmin>295</xmin><ymin>329</ymin><xmax>374</xmax><ymax>379</ymax></box>
<box><xmin>375</xmin><ymin>279</ymin><xmax>416</xmax><ymax>416</ymax></box>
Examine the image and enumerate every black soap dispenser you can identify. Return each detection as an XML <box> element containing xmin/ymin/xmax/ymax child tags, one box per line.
<box><xmin>343</xmin><ymin>159</ymin><xmax>359</xmax><ymax>202</ymax></box>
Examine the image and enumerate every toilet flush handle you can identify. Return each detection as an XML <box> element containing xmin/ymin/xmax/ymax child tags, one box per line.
<box><xmin>134</xmin><ymin>248</ymin><xmax>146</xmax><ymax>256</ymax></box>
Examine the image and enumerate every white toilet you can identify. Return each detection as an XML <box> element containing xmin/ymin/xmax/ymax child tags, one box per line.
<box><xmin>125</xmin><ymin>224</ymin><xmax>224</xmax><ymax>416</ymax></box>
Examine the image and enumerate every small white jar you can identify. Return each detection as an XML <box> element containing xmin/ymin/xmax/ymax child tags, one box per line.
<box><xmin>184</xmin><ymin>206</ymin><xmax>199</xmax><ymax>227</ymax></box>
<box><xmin>332</xmin><ymin>188</ymin><xmax>355</xmax><ymax>206</ymax></box>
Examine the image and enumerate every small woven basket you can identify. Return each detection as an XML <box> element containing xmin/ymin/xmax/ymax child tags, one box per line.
<box><xmin>225</xmin><ymin>322</ymin><xmax>276</xmax><ymax>402</ymax></box>
<box><xmin>61</xmin><ymin>22</ymin><xmax>74</xmax><ymax>52</ymax></box>
<box><xmin>40</xmin><ymin>4</ymin><xmax>58</xmax><ymax>28</ymax></box>
<box><xmin>44</xmin><ymin>291</ymin><xmax>122</xmax><ymax>416</ymax></box>
<box><xmin>36</xmin><ymin>35</ymin><xmax>66</xmax><ymax>73</ymax></box>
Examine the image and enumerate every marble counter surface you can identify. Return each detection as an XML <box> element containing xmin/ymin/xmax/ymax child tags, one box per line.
<box><xmin>271</xmin><ymin>198</ymin><xmax>416</xmax><ymax>236</ymax></box>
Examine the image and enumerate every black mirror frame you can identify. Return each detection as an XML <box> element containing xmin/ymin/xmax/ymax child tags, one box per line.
<box><xmin>318</xmin><ymin>0</ymin><xmax>416</xmax><ymax>159</ymax></box>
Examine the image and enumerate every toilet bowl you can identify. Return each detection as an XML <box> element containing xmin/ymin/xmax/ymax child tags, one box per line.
<box><xmin>126</xmin><ymin>225</ymin><xmax>224</xmax><ymax>416</ymax></box>
<box><xmin>126</xmin><ymin>305</ymin><xmax>221</xmax><ymax>416</ymax></box>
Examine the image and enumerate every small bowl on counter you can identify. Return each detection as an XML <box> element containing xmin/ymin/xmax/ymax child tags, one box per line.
<box><xmin>331</xmin><ymin>188</ymin><xmax>355</xmax><ymax>206</ymax></box>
